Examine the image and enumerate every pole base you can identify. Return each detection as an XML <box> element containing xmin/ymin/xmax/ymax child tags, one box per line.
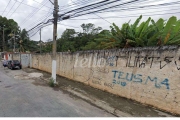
<box><xmin>52</xmin><ymin>60</ymin><xmax>56</xmax><ymax>83</ymax></box>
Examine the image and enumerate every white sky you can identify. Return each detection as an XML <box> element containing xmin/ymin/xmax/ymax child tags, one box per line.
<box><xmin>1</xmin><ymin>0</ymin><xmax>180</xmax><ymax>42</ymax></box>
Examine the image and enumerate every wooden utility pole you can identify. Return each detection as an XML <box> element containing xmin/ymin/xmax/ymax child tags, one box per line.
<box><xmin>40</xmin><ymin>28</ymin><xmax>42</xmax><ymax>53</ymax></box>
<box><xmin>52</xmin><ymin>0</ymin><xmax>59</xmax><ymax>83</ymax></box>
<box><xmin>12</xmin><ymin>31</ymin><xmax>16</xmax><ymax>61</ymax></box>
<box><xmin>2</xmin><ymin>27</ymin><xmax>5</xmax><ymax>52</ymax></box>
<box><xmin>14</xmin><ymin>31</ymin><xmax>15</xmax><ymax>52</ymax></box>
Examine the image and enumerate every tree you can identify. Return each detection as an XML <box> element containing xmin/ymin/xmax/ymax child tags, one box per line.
<box><xmin>0</xmin><ymin>16</ymin><xmax>19</xmax><ymax>51</ymax></box>
<box><xmin>56</xmin><ymin>23</ymin><xmax>102</xmax><ymax>52</ymax></box>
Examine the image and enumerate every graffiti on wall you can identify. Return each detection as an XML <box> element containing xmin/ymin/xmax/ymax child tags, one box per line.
<box><xmin>106</xmin><ymin>55</ymin><xmax>180</xmax><ymax>70</ymax></box>
<box><xmin>112</xmin><ymin>70</ymin><xmax>170</xmax><ymax>90</ymax></box>
<box><xmin>106</xmin><ymin>56</ymin><xmax>118</xmax><ymax>67</ymax></box>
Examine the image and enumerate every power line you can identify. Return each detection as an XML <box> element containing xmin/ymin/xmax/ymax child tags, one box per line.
<box><xmin>20</xmin><ymin>0</ymin><xmax>49</xmax><ymax>26</ymax></box>
<box><xmin>9</xmin><ymin>0</ymin><xmax>25</xmax><ymax>18</ymax></box>
<box><xmin>96</xmin><ymin>4</ymin><xmax>180</xmax><ymax>13</ymax></box>
<box><xmin>24</xmin><ymin>1</ymin><xmax>54</xmax><ymax>29</ymax></box>
<box><xmin>71</xmin><ymin>0</ymin><xmax>111</xmax><ymax>24</ymax></box>
<box><xmin>6</xmin><ymin>0</ymin><xmax>17</xmax><ymax>16</ymax></box>
<box><xmin>60</xmin><ymin>0</ymin><xmax>113</xmax><ymax>15</ymax></box>
<box><xmin>57</xmin><ymin>0</ymin><xmax>96</xmax><ymax>11</ymax></box>
<box><xmin>68</xmin><ymin>11</ymin><xmax>180</xmax><ymax>20</ymax></box>
<box><xmin>28</xmin><ymin>0</ymin><xmax>180</xmax><ymax>36</ymax></box>
<box><xmin>58</xmin><ymin>22</ymin><xmax>80</xmax><ymax>28</ymax></box>
<box><xmin>59</xmin><ymin>0</ymin><xmax>101</xmax><ymax>12</ymax></box>
<box><xmin>32</xmin><ymin>0</ymin><xmax>53</xmax><ymax>9</ymax></box>
<box><xmin>2</xmin><ymin>0</ymin><xmax>12</xmax><ymax>16</ymax></box>
<box><xmin>49</xmin><ymin>0</ymin><xmax>54</xmax><ymax>5</ymax></box>
<box><xmin>58</xmin><ymin>0</ymin><xmax>142</xmax><ymax>19</ymax></box>
<box><xmin>25</xmin><ymin>9</ymin><xmax>53</xmax><ymax>29</ymax></box>
<box><xmin>28</xmin><ymin>0</ymin><xmax>135</xmax><ymax>32</ymax></box>
<box><xmin>29</xmin><ymin>22</ymin><xmax>53</xmax><ymax>38</ymax></box>
<box><xmin>28</xmin><ymin>22</ymin><xmax>80</xmax><ymax>38</ymax></box>
<box><xmin>97</xmin><ymin>1</ymin><xmax>180</xmax><ymax>13</ymax></box>
<box><xmin>60</xmin><ymin>0</ymin><xmax>149</xmax><ymax>15</ymax></box>
<box><xmin>15</xmin><ymin>0</ymin><xmax>50</xmax><ymax>12</ymax></box>
<box><xmin>0</xmin><ymin>11</ymin><xmax>51</xmax><ymax>14</ymax></box>
<box><xmin>71</xmin><ymin>0</ymin><xmax>180</xmax><ymax>18</ymax></box>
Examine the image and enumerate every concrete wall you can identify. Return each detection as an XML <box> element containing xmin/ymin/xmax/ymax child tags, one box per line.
<box><xmin>31</xmin><ymin>46</ymin><xmax>180</xmax><ymax>115</ymax></box>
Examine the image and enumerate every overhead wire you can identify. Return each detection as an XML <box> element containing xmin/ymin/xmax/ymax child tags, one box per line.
<box><xmin>28</xmin><ymin>0</ymin><xmax>180</xmax><ymax>38</ymax></box>
<box><xmin>25</xmin><ymin>1</ymin><xmax>54</xmax><ymax>28</ymax></box>
<box><xmin>96</xmin><ymin>3</ymin><xmax>180</xmax><ymax>13</ymax></box>
<box><xmin>60</xmin><ymin>0</ymin><xmax>114</xmax><ymax>15</ymax></box>
<box><xmin>96</xmin><ymin>0</ymin><xmax>180</xmax><ymax>13</ymax></box>
<box><xmin>28</xmin><ymin>0</ymin><xmax>110</xmax><ymax>34</ymax></box>
<box><xmin>71</xmin><ymin>0</ymin><xmax>112</xmax><ymax>24</ymax></box>
<box><xmin>20</xmin><ymin>0</ymin><xmax>50</xmax><ymax>27</ymax></box>
<box><xmin>28</xmin><ymin>0</ymin><xmax>137</xmax><ymax>32</ymax></box>
<box><xmin>15</xmin><ymin>0</ymin><xmax>50</xmax><ymax>12</ymax></box>
<box><xmin>68</xmin><ymin>11</ymin><xmax>180</xmax><ymax>20</ymax></box>
<box><xmin>6</xmin><ymin>0</ymin><xmax>17</xmax><ymax>16</ymax></box>
<box><xmin>59</xmin><ymin>0</ymin><xmax>153</xmax><ymax>14</ymax></box>
<box><xmin>58</xmin><ymin>22</ymin><xmax>80</xmax><ymax>28</ymax></box>
<box><xmin>0</xmin><ymin>11</ymin><xmax>51</xmax><ymax>14</ymax></box>
<box><xmin>9</xmin><ymin>0</ymin><xmax>25</xmax><ymax>18</ymax></box>
<box><xmin>70</xmin><ymin>0</ymin><xmax>180</xmax><ymax>18</ymax></box>
<box><xmin>59</xmin><ymin>0</ymin><xmax>101</xmax><ymax>12</ymax></box>
<box><xmin>57</xmin><ymin>0</ymin><xmax>97</xmax><ymax>10</ymax></box>
<box><xmin>2</xmin><ymin>0</ymin><xmax>12</xmax><ymax>16</ymax></box>
<box><xmin>25</xmin><ymin>6</ymin><xmax>53</xmax><ymax>29</ymax></box>
<box><xmin>32</xmin><ymin>0</ymin><xmax>54</xmax><ymax>9</ymax></box>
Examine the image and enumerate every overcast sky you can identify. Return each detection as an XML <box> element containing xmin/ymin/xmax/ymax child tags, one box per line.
<box><xmin>1</xmin><ymin>0</ymin><xmax>180</xmax><ymax>42</ymax></box>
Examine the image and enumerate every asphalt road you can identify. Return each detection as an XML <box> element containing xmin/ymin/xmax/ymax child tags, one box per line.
<box><xmin>0</xmin><ymin>66</ymin><xmax>114</xmax><ymax>117</ymax></box>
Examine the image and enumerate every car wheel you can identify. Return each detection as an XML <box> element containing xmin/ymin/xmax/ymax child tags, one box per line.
<box><xmin>11</xmin><ymin>66</ymin><xmax>13</xmax><ymax>70</ymax></box>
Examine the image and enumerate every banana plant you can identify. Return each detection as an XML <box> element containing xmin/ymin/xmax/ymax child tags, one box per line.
<box><xmin>148</xmin><ymin>16</ymin><xmax>180</xmax><ymax>46</ymax></box>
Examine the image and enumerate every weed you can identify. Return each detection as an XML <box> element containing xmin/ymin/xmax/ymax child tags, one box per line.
<box><xmin>49</xmin><ymin>78</ymin><xmax>55</xmax><ymax>87</ymax></box>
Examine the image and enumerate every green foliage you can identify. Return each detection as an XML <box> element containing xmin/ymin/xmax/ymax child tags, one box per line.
<box><xmin>0</xmin><ymin>16</ymin><xmax>39</xmax><ymax>52</ymax></box>
<box><xmin>55</xmin><ymin>23</ymin><xmax>102</xmax><ymax>52</ymax></box>
<box><xmin>0</xmin><ymin>16</ymin><xmax>19</xmax><ymax>51</ymax></box>
<box><xmin>49</xmin><ymin>78</ymin><xmax>55</xmax><ymax>87</ymax></box>
<box><xmin>43</xmin><ymin>16</ymin><xmax>180</xmax><ymax>52</ymax></box>
<box><xmin>84</xmin><ymin>15</ymin><xmax>180</xmax><ymax>50</ymax></box>
<box><xmin>19</xmin><ymin>29</ymin><xmax>39</xmax><ymax>52</ymax></box>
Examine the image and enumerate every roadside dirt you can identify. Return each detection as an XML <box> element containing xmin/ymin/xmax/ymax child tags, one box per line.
<box><xmin>19</xmin><ymin>68</ymin><xmax>178</xmax><ymax>117</ymax></box>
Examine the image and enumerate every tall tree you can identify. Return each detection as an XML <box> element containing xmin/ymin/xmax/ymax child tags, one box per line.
<box><xmin>0</xmin><ymin>16</ymin><xmax>19</xmax><ymax>51</ymax></box>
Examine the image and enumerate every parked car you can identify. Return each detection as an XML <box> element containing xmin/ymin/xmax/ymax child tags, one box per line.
<box><xmin>2</xmin><ymin>60</ymin><xmax>9</xmax><ymax>67</ymax></box>
<box><xmin>7</xmin><ymin>60</ymin><xmax>22</xmax><ymax>70</ymax></box>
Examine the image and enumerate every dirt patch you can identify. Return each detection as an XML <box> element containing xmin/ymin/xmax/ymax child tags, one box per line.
<box><xmin>23</xmin><ymin>68</ymin><xmax>50</xmax><ymax>78</ymax></box>
<box><xmin>32</xmin><ymin>77</ymin><xmax>49</xmax><ymax>87</ymax></box>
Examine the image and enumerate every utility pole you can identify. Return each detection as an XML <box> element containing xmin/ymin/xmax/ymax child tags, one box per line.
<box><xmin>3</xmin><ymin>27</ymin><xmax>5</xmax><ymax>52</ymax></box>
<box><xmin>14</xmin><ymin>31</ymin><xmax>15</xmax><ymax>52</ymax></box>
<box><xmin>52</xmin><ymin>0</ymin><xmax>59</xmax><ymax>83</ymax></box>
<box><xmin>40</xmin><ymin>28</ymin><xmax>42</xmax><ymax>53</ymax></box>
<box><xmin>12</xmin><ymin>31</ymin><xmax>16</xmax><ymax>61</ymax></box>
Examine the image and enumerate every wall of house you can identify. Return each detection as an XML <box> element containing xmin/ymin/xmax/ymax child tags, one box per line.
<box><xmin>31</xmin><ymin>46</ymin><xmax>180</xmax><ymax>115</ymax></box>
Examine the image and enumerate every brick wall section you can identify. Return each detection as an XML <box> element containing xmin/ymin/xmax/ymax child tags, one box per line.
<box><xmin>31</xmin><ymin>46</ymin><xmax>180</xmax><ymax>115</ymax></box>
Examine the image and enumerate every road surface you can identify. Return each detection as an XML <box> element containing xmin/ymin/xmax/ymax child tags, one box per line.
<box><xmin>0</xmin><ymin>66</ymin><xmax>114</xmax><ymax>117</ymax></box>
